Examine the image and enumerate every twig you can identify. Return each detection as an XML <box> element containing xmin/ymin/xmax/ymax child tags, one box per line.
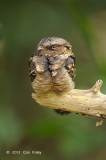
<box><xmin>32</xmin><ymin>80</ymin><xmax>106</xmax><ymax>126</ymax></box>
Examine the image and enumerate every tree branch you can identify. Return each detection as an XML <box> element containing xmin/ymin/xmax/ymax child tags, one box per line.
<box><xmin>32</xmin><ymin>80</ymin><xmax>106</xmax><ymax>126</ymax></box>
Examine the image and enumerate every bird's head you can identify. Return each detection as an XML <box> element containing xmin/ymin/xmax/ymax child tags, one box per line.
<box><xmin>36</xmin><ymin>37</ymin><xmax>74</xmax><ymax>58</ymax></box>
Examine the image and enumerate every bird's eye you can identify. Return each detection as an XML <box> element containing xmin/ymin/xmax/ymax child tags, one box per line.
<box><xmin>46</xmin><ymin>45</ymin><xmax>59</xmax><ymax>50</ymax></box>
<box><xmin>51</xmin><ymin>45</ymin><xmax>57</xmax><ymax>49</ymax></box>
<box><xmin>65</xmin><ymin>46</ymin><xmax>70</xmax><ymax>50</ymax></box>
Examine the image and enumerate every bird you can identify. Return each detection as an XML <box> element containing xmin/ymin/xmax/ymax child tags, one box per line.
<box><xmin>29</xmin><ymin>37</ymin><xmax>76</xmax><ymax>115</ymax></box>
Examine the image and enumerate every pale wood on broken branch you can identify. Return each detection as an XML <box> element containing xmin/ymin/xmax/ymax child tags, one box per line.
<box><xmin>32</xmin><ymin>80</ymin><xmax>106</xmax><ymax>126</ymax></box>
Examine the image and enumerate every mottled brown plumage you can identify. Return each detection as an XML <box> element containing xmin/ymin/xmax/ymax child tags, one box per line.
<box><xmin>29</xmin><ymin>37</ymin><xmax>76</xmax><ymax>115</ymax></box>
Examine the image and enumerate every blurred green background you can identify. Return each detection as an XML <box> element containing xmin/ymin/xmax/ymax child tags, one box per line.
<box><xmin>0</xmin><ymin>0</ymin><xmax>106</xmax><ymax>159</ymax></box>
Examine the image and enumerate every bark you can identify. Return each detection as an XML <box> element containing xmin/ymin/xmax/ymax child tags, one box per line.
<box><xmin>32</xmin><ymin>80</ymin><xmax>106</xmax><ymax>126</ymax></box>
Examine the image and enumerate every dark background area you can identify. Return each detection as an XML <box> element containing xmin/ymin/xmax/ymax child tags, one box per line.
<box><xmin>0</xmin><ymin>0</ymin><xmax>106</xmax><ymax>159</ymax></box>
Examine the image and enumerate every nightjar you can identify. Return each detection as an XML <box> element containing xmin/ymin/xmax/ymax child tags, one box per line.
<box><xmin>29</xmin><ymin>37</ymin><xmax>76</xmax><ymax>115</ymax></box>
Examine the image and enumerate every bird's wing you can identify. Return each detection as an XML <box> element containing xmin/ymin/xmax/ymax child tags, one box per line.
<box><xmin>65</xmin><ymin>55</ymin><xmax>76</xmax><ymax>79</ymax></box>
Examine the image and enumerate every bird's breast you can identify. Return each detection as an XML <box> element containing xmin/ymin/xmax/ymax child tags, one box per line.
<box><xmin>31</xmin><ymin>55</ymin><xmax>75</xmax><ymax>94</ymax></box>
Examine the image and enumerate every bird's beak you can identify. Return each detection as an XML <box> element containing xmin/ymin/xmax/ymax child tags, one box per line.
<box><xmin>37</xmin><ymin>46</ymin><xmax>44</xmax><ymax>51</ymax></box>
<box><xmin>36</xmin><ymin>46</ymin><xmax>45</xmax><ymax>55</ymax></box>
